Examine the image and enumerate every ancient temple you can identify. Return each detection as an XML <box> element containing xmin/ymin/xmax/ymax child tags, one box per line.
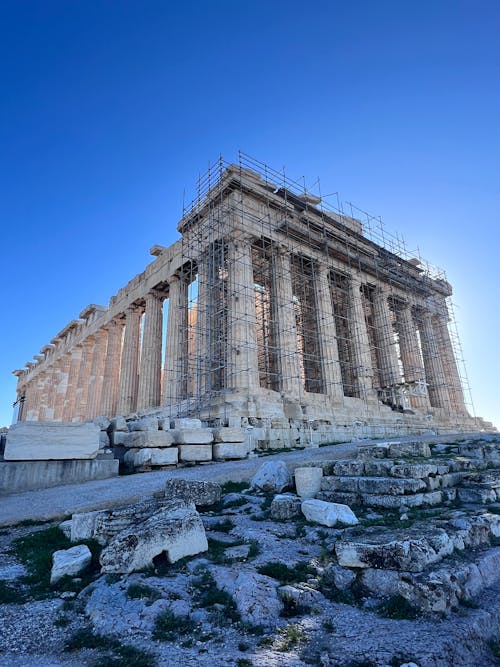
<box><xmin>12</xmin><ymin>156</ymin><xmax>490</xmax><ymax>441</ymax></box>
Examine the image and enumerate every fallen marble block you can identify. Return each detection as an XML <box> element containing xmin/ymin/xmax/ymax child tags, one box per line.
<box><xmin>251</xmin><ymin>460</ymin><xmax>291</xmax><ymax>493</ymax></box>
<box><xmin>51</xmin><ymin>545</ymin><xmax>92</xmax><ymax>584</ymax></box>
<box><xmin>4</xmin><ymin>422</ymin><xmax>100</xmax><ymax>461</ymax></box>
<box><xmin>122</xmin><ymin>431</ymin><xmax>174</xmax><ymax>449</ymax></box>
<box><xmin>301</xmin><ymin>499</ymin><xmax>358</xmax><ymax>527</ymax></box>
<box><xmin>165</xmin><ymin>478</ymin><xmax>221</xmax><ymax>506</ymax></box>
<box><xmin>178</xmin><ymin>444</ymin><xmax>213</xmax><ymax>462</ymax></box>
<box><xmin>212</xmin><ymin>441</ymin><xmax>247</xmax><ymax>460</ymax></box>
<box><xmin>212</xmin><ymin>427</ymin><xmax>245</xmax><ymax>443</ymax></box>
<box><xmin>173</xmin><ymin>418</ymin><xmax>202</xmax><ymax>430</ymax></box>
<box><xmin>124</xmin><ymin>447</ymin><xmax>178</xmax><ymax>468</ymax></box>
<box><xmin>173</xmin><ymin>429</ymin><xmax>214</xmax><ymax>445</ymax></box>
<box><xmin>270</xmin><ymin>494</ymin><xmax>302</xmax><ymax>520</ymax></box>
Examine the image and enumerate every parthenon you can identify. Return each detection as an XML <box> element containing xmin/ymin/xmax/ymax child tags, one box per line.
<box><xmin>12</xmin><ymin>155</ymin><xmax>488</xmax><ymax>441</ymax></box>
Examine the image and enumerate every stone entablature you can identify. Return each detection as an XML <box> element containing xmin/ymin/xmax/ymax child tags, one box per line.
<box><xmin>13</xmin><ymin>162</ymin><xmax>480</xmax><ymax>433</ymax></box>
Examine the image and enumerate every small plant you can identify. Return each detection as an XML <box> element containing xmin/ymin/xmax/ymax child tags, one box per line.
<box><xmin>0</xmin><ymin>580</ymin><xmax>23</xmax><ymax>604</ymax></box>
<box><xmin>460</xmin><ymin>597</ymin><xmax>479</xmax><ymax>609</ymax></box>
<box><xmin>93</xmin><ymin>645</ymin><xmax>156</xmax><ymax>667</ymax></box>
<box><xmin>276</xmin><ymin>623</ymin><xmax>307</xmax><ymax>652</ymax></box>
<box><xmin>152</xmin><ymin>610</ymin><xmax>196</xmax><ymax>641</ymax></box>
<box><xmin>238</xmin><ymin>641</ymin><xmax>250</xmax><ymax>651</ymax></box>
<box><xmin>236</xmin><ymin>659</ymin><xmax>253</xmax><ymax>667</ymax></box>
<box><xmin>322</xmin><ymin>619</ymin><xmax>334</xmax><ymax>632</ymax></box>
<box><xmin>489</xmin><ymin>640</ymin><xmax>500</xmax><ymax>658</ymax></box>
<box><xmin>193</xmin><ymin>571</ymin><xmax>240</xmax><ymax>623</ymax></box>
<box><xmin>280</xmin><ymin>595</ymin><xmax>311</xmax><ymax>618</ymax></box>
<box><xmin>257</xmin><ymin>561</ymin><xmax>316</xmax><ymax>585</ymax></box>
<box><xmin>65</xmin><ymin>628</ymin><xmax>119</xmax><ymax>652</ymax></box>
<box><xmin>211</xmin><ymin>518</ymin><xmax>234</xmax><ymax>533</ymax></box>
<box><xmin>54</xmin><ymin>614</ymin><xmax>71</xmax><ymax>628</ymax></box>
<box><xmin>221</xmin><ymin>480</ymin><xmax>250</xmax><ymax>494</ymax></box>
<box><xmin>224</xmin><ymin>497</ymin><xmax>249</xmax><ymax>510</ymax></box>
<box><xmin>126</xmin><ymin>583</ymin><xmax>161</xmax><ymax>605</ymax></box>
<box><xmin>376</xmin><ymin>595</ymin><xmax>419</xmax><ymax>620</ymax></box>
<box><xmin>246</xmin><ymin>540</ymin><xmax>260</xmax><ymax>559</ymax></box>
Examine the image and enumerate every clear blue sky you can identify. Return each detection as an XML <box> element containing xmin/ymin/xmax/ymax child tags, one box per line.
<box><xmin>1</xmin><ymin>1</ymin><xmax>498</xmax><ymax>428</ymax></box>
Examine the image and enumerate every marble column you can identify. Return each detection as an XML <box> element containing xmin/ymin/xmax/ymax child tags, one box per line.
<box><xmin>272</xmin><ymin>246</ymin><xmax>302</xmax><ymax>399</ymax></box>
<box><xmin>348</xmin><ymin>276</ymin><xmax>375</xmax><ymax>400</ymax></box>
<box><xmin>87</xmin><ymin>328</ymin><xmax>108</xmax><ymax>419</ymax></box>
<box><xmin>63</xmin><ymin>345</ymin><xmax>83</xmax><ymax>421</ymax></box>
<box><xmin>117</xmin><ymin>305</ymin><xmax>142</xmax><ymax>415</ymax></box>
<box><xmin>195</xmin><ymin>256</ymin><xmax>210</xmax><ymax>395</ymax></box>
<box><xmin>44</xmin><ymin>359</ymin><xmax>62</xmax><ymax>421</ymax></box>
<box><xmin>100</xmin><ymin>318</ymin><xmax>124</xmax><ymax>417</ymax></box>
<box><xmin>227</xmin><ymin>236</ymin><xmax>259</xmax><ymax>391</ymax></box>
<box><xmin>137</xmin><ymin>291</ymin><xmax>164</xmax><ymax>410</ymax></box>
<box><xmin>434</xmin><ymin>316</ymin><xmax>467</xmax><ymax>413</ymax></box>
<box><xmin>395</xmin><ymin>303</ymin><xmax>430</xmax><ymax>409</ymax></box>
<box><xmin>74</xmin><ymin>337</ymin><xmax>95</xmax><ymax>421</ymax></box>
<box><xmin>37</xmin><ymin>372</ymin><xmax>49</xmax><ymax>421</ymax></box>
<box><xmin>163</xmin><ymin>275</ymin><xmax>188</xmax><ymax>405</ymax></box>
<box><xmin>314</xmin><ymin>265</ymin><xmax>344</xmax><ymax>401</ymax></box>
<box><xmin>418</xmin><ymin>311</ymin><xmax>451</xmax><ymax>410</ymax></box>
<box><xmin>372</xmin><ymin>287</ymin><xmax>401</xmax><ymax>388</ymax></box>
<box><xmin>54</xmin><ymin>354</ymin><xmax>71</xmax><ymax>421</ymax></box>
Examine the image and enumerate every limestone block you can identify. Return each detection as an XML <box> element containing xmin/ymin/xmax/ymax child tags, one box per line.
<box><xmin>357</xmin><ymin>477</ymin><xmax>426</xmax><ymax>495</ymax></box>
<box><xmin>125</xmin><ymin>447</ymin><xmax>178</xmax><ymax>468</ymax></box>
<box><xmin>250</xmin><ymin>460</ymin><xmax>292</xmax><ymax>493</ymax></box>
<box><xmin>359</xmin><ymin>491</ymin><xmax>442</xmax><ymax>509</ymax></box>
<box><xmin>317</xmin><ymin>491</ymin><xmax>359</xmax><ymax>507</ymax></box>
<box><xmin>213</xmin><ymin>442</ymin><xmax>247</xmax><ymax>460</ymax></box>
<box><xmin>99</xmin><ymin>501</ymin><xmax>208</xmax><ymax>573</ymax></box>
<box><xmin>173</xmin><ymin>418</ymin><xmax>202</xmax><ymax>430</ymax></box>
<box><xmin>51</xmin><ymin>544</ymin><xmax>92</xmax><ymax>584</ymax></box>
<box><xmin>278</xmin><ymin>583</ymin><xmax>324</xmax><ymax>607</ymax></box>
<box><xmin>361</xmin><ymin>568</ymin><xmax>400</xmax><ymax>597</ymax></box>
<box><xmin>71</xmin><ymin>510</ymin><xmax>109</xmax><ymax>541</ymax></box>
<box><xmin>173</xmin><ymin>429</ymin><xmax>213</xmax><ymax>444</ymax></box>
<box><xmin>212</xmin><ymin>427</ymin><xmax>245</xmax><ymax>443</ymax></box>
<box><xmin>323</xmin><ymin>563</ymin><xmax>357</xmax><ymax>590</ymax></box>
<box><xmin>110</xmin><ymin>431</ymin><xmax>128</xmax><ymax>446</ymax></box>
<box><xmin>270</xmin><ymin>494</ymin><xmax>302</xmax><ymax>520</ymax></box>
<box><xmin>4</xmin><ymin>422</ymin><xmax>100</xmax><ymax>461</ymax></box>
<box><xmin>301</xmin><ymin>499</ymin><xmax>359</xmax><ymax>527</ymax></box>
<box><xmin>122</xmin><ymin>431</ymin><xmax>174</xmax><ymax>449</ymax></box>
<box><xmin>93</xmin><ymin>416</ymin><xmax>111</xmax><ymax>431</ymax></box>
<box><xmin>321</xmin><ymin>476</ymin><xmax>359</xmax><ymax>493</ymax></box>
<box><xmin>178</xmin><ymin>444</ymin><xmax>213</xmax><ymax>462</ymax></box>
<box><xmin>212</xmin><ymin>568</ymin><xmax>282</xmax><ymax>627</ymax></box>
<box><xmin>357</xmin><ymin>444</ymin><xmax>389</xmax><ymax>460</ymax></box>
<box><xmin>110</xmin><ymin>417</ymin><xmax>128</xmax><ymax>432</ymax></box>
<box><xmin>335</xmin><ymin>526</ymin><xmax>453</xmax><ymax>572</ymax></box>
<box><xmin>294</xmin><ymin>467</ymin><xmax>323</xmax><ymax>499</ymax></box>
<box><xmin>165</xmin><ymin>479</ymin><xmax>221</xmax><ymax>506</ymax></box>
<box><xmin>59</xmin><ymin>520</ymin><xmax>72</xmax><ymax>540</ymax></box>
<box><xmin>363</xmin><ymin>460</ymin><xmax>393</xmax><ymax>477</ymax></box>
<box><xmin>390</xmin><ymin>463</ymin><xmax>438</xmax><ymax>479</ymax></box>
<box><xmin>388</xmin><ymin>442</ymin><xmax>431</xmax><ymax>458</ymax></box>
<box><xmin>129</xmin><ymin>417</ymin><xmax>159</xmax><ymax>432</ymax></box>
<box><xmin>99</xmin><ymin>432</ymin><xmax>110</xmax><ymax>447</ymax></box>
<box><xmin>333</xmin><ymin>460</ymin><xmax>365</xmax><ymax>477</ymax></box>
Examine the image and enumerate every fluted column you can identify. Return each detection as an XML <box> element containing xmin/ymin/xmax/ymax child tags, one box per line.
<box><xmin>163</xmin><ymin>275</ymin><xmax>188</xmax><ymax>404</ymax></box>
<box><xmin>137</xmin><ymin>291</ymin><xmax>164</xmax><ymax>410</ymax></box>
<box><xmin>314</xmin><ymin>265</ymin><xmax>344</xmax><ymax>401</ymax></box>
<box><xmin>348</xmin><ymin>276</ymin><xmax>375</xmax><ymax>400</ymax></box>
<box><xmin>195</xmin><ymin>256</ymin><xmax>210</xmax><ymax>395</ymax></box>
<box><xmin>25</xmin><ymin>378</ymin><xmax>41</xmax><ymax>421</ymax></box>
<box><xmin>272</xmin><ymin>246</ymin><xmax>302</xmax><ymax>399</ymax></box>
<box><xmin>100</xmin><ymin>318</ymin><xmax>124</xmax><ymax>417</ymax></box>
<box><xmin>434</xmin><ymin>316</ymin><xmax>466</xmax><ymax>413</ymax></box>
<box><xmin>44</xmin><ymin>359</ymin><xmax>62</xmax><ymax>421</ymax></box>
<box><xmin>228</xmin><ymin>236</ymin><xmax>259</xmax><ymax>391</ymax></box>
<box><xmin>395</xmin><ymin>303</ymin><xmax>430</xmax><ymax>409</ymax></box>
<box><xmin>74</xmin><ymin>337</ymin><xmax>95</xmax><ymax>421</ymax></box>
<box><xmin>418</xmin><ymin>311</ymin><xmax>451</xmax><ymax>410</ymax></box>
<box><xmin>87</xmin><ymin>328</ymin><xmax>108</xmax><ymax>418</ymax></box>
<box><xmin>117</xmin><ymin>305</ymin><xmax>142</xmax><ymax>415</ymax></box>
<box><xmin>37</xmin><ymin>372</ymin><xmax>49</xmax><ymax>420</ymax></box>
<box><xmin>63</xmin><ymin>345</ymin><xmax>83</xmax><ymax>421</ymax></box>
<box><xmin>372</xmin><ymin>286</ymin><xmax>401</xmax><ymax>388</ymax></box>
<box><xmin>54</xmin><ymin>354</ymin><xmax>71</xmax><ymax>421</ymax></box>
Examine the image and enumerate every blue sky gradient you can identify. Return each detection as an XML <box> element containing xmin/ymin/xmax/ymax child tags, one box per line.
<box><xmin>1</xmin><ymin>0</ymin><xmax>498</xmax><ymax>427</ymax></box>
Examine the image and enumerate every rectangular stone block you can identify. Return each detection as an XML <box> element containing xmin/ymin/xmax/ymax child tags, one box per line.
<box><xmin>212</xmin><ymin>427</ymin><xmax>246</xmax><ymax>443</ymax></box>
<box><xmin>213</xmin><ymin>442</ymin><xmax>247</xmax><ymax>460</ymax></box>
<box><xmin>4</xmin><ymin>422</ymin><xmax>100</xmax><ymax>461</ymax></box>
<box><xmin>122</xmin><ymin>431</ymin><xmax>174</xmax><ymax>449</ymax></box>
<box><xmin>173</xmin><ymin>429</ymin><xmax>214</xmax><ymax>444</ymax></box>
<box><xmin>178</xmin><ymin>444</ymin><xmax>213</xmax><ymax>462</ymax></box>
<box><xmin>125</xmin><ymin>447</ymin><xmax>179</xmax><ymax>468</ymax></box>
<box><xmin>173</xmin><ymin>418</ymin><xmax>202</xmax><ymax>430</ymax></box>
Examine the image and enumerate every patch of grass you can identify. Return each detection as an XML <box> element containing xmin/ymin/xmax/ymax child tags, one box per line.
<box><xmin>193</xmin><ymin>571</ymin><xmax>240</xmax><ymax>623</ymax></box>
<box><xmin>126</xmin><ymin>583</ymin><xmax>161</xmax><ymax>605</ymax></box>
<box><xmin>236</xmin><ymin>659</ymin><xmax>253</xmax><ymax>667</ymax></box>
<box><xmin>257</xmin><ymin>561</ymin><xmax>316</xmax><ymax>585</ymax></box>
<box><xmin>322</xmin><ymin>619</ymin><xmax>335</xmax><ymax>632</ymax></box>
<box><xmin>281</xmin><ymin>596</ymin><xmax>311</xmax><ymax>618</ymax></box>
<box><xmin>376</xmin><ymin>595</ymin><xmax>420</xmax><ymax>620</ymax></box>
<box><xmin>489</xmin><ymin>640</ymin><xmax>500</xmax><ymax>658</ymax></box>
<box><xmin>460</xmin><ymin>597</ymin><xmax>479</xmax><ymax>609</ymax></box>
<box><xmin>65</xmin><ymin>628</ymin><xmax>119</xmax><ymax>652</ymax></box>
<box><xmin>206</xmin><ymin>537</ymin><xmax>240</xmax><ymax>565</ymax></box>
<box><xmin>221</xmin><ymin>481</ymin><xmax>249</xmax><ymax>494</ymax></box>
<box><xmin>238</xmin><ymin>641</ymin><xmax>250</xmax><ymax>651</ymax></box>
<box><xmin>0</xmin><ymin>580</ymin><xmax>23</xmax><ymax>604</ymax></box>
<box><xmin>224</xmin><ymin>497</ymin><xmax>249</xmax><ymax>510</ymax></box>
<box><xmin>12</xmin><ymin>526</ymin><xmax>102</xmax><ymax>599</ymax></box>
<box><xmin>276</xmin><ymin>623</ymin><xmax>307</xmax><ymax>652</ymax></box>
<box><xmin>211</xmin><ymin>518</ymin><xmax>234</xmax><ymax>533</ymax></box>
<box><xmin>15</xmin><ymin>518</ymin><xmax>53</xmax><ymax>528</ymax></box>
<box><xmin>152</xmin><ymin>610</ymin><xmax>196</xmax><ymax>641</ymax></box>
<box><xmin>54</xmin><ymin>614</ymin><xmax>71</xmax><ymax>627</ymax></box>
<box><xmin>93</xmin><ymin>645</ymin><xmax>156</xmax><ymax>667</ymax></box>
<box><xmin>246</xmin><ymin>540</ymin><xmax>260</xmax><ymax>559</ymax></box>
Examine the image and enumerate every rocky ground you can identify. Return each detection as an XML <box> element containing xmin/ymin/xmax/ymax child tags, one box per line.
<box><xmin>0</xmin><ymin>437</ymin><xmax>500</xmax><ymax>667</ymax></box>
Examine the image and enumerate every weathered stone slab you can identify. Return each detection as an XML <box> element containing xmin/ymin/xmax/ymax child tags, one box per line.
<box><xmin>173</xmin><ymin>429</ymin><xmax>214</xmax><ymax>444</ymax></box>
<box><xmin>251</xmin><ymin>460</ymin><xmax>292</xmax><ymax>493</ymax></box>
<box><xmin>301</xmin><ymin>499</ymin><xmax>358</xmax><ymax>527</ymax></box>
<box><xmin>122</xmin><ymin>431</ymin><xmax>174</xmax><ymax>449</ymax></box>
<box><xmin>333</xmin><ymin>460</ymin><xmax>365</xmax><ymax>476</ymax></box>
<box><xmin>173</xmin><ymin>418</ymin><xmax>202</xmax><ymax>430</ymax></box>
<box><xmin>390</xmin><ymin>463</ymin><xmax>438</xmax><ymax>479</ymax></box>
<box><xmin>178</xmin><ymin>444</ymin><xmax>213</xmax><ymax>462</ymax></box>
<box><xmin>360</xmin><ymin>490</ymin><xmax>442</xmax><ymax>509</ymax></box>
<box><xmin>335</xmin><ymin>526</ymin><xmax>453</xmax><ymax>571</ymax></box>
<box><xmin>294</xmin><ymin>466</ymin><xmax>322</xmax><ymax>498</ymax></box>
<box><xmin>357</xmin><ymin>477</ymin><xmax>427</xmax><ymax>495</ymax></box>
<box><xmin>71</xmin><ymin>510</ymin><xmax>109</xmax><ymax>542</ymax></box>
<box><xmin>212</xmin><ymin>427</ymin><xmax>245</xmax><ymax>443</ymax></box>
<box><xmin>129</xmin><ymin>417</ymin><xmax>159</xmax><ymax>432</ymax></box>
<box><xmin>165</xmin><ymin>479</ymin><xmax>221</xmax><ymax>506</ymax></box>
<box><xmin>212</xmin><ymin>442</ymin><xmax>247</xmax><ymax>460</ymax></box>
<box><xmin>270</xmin><ymin>494</ymin><xmax>302</xmax><ymax>520</ymax></box>
<box><xmin>124</xmin><ymin>447</ymin><xmax>178</xmax><ymax>468</ymax></box>
<box><xmin>99</xmin><ymin>501</ymin><xmax>208</xmax><ymax>573</ymax></box>
<box><xmin>4</xmin><ymin>422</ymin><xmax>100</xmax><ymax>461</ymax></box>
<box><xmin>51</xmin><ymin>544</ymin><xmax>92</xmax><ymax>584</ymax></box>
<box><xmin>363</xmin><ymin>460</ymin><xmax>393</xmax><ymax>477</ymax></box>
<box><xmin>388</xmin><ymin>442</ymin><xmax>431</xmax><ymax>458</ymax></box>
